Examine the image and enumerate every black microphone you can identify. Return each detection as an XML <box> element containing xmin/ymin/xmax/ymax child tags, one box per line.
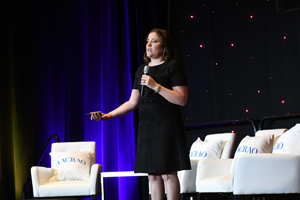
<box><xmin>141</xmin><ymin>65</ymin><xmax>149</xmax><ymax>96</ymax></box>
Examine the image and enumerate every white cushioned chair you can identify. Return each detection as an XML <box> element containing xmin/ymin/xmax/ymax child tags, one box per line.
<box><xmin>178</xmin><ymin>132</ymin><xmax>236</xmax><ymax>200</ymax></box>
<box><xmin>233</xmin><ymin>126</ymin><xmax>300</xmax><ymax>199</ymax></box>
<box><xmin>233</xmin><ymin>153</ymin><xmax>300</xmax><ymax>199</ymax></box>
<box><xmin>195</xmin><ymin>128</ymin><xmax>286</xmax><ymax>200</ymax></box>
<box><xmin>31</xmin><ymin>141</ymin><xmax>102</xmax><ymax>199</ymax></box>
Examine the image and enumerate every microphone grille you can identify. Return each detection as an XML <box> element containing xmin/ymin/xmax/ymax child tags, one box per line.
<box><xmin>144</xmin><ymin>65</ymin><xmax>149</xmax><ymax>74</ymax></box>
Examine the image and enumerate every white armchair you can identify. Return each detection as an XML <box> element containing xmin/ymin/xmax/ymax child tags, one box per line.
<box><xmin>179</xmin><ymin>132</ymin><xmax>236</xmax><ymax>200</ymax></box>
<box><xmin>233</xmin><ymin>125</ymin><xmax>300</xmax><ymax>199</ymax></box>
<box><xmin>31</xmin><ymin>141</ymin><xmax>102</xmax><ymax>199</ymax></box>
<box><xmin>233</xmin><ymin>153</ymin><xmax>300</xmax><ymax>197</ymax></box>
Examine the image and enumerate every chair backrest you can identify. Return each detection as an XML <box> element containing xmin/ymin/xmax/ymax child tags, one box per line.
<box><xmin>51</xmin><ymin>142</ymin><xmax>96</xmax><ymax>168</ymax></box>
<box><xmin>255</xmin><ymin>128</ymin><xmax>287</xmax><ymax>147</ymax></box>
<box><xmin>204</xmin><ymin>133</ymin><xmax>236</xmax><ymax>159</ymax></box>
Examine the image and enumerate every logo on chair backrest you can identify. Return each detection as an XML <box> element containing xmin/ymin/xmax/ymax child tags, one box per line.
<box><xmin>190</xmin><ymin>151</ymin><xmax>207</xmax><ymax>158</ymax></box>
<box><xmin>236</xmin><ymin>146</ymin><xmax>258</xmax><ymax>154</ymax></box>
<box><xmin>56</xmin><ymin>157</ymin><xmax>87</xmax><ymax>165</ymax></box>
<box><xmin>273</xmin><ymin>142</ymin><xmax>284</xmax><ymax>150</ymax></box>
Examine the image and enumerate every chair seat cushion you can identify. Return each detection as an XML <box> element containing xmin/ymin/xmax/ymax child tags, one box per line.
<box><xmin>39</xmin><ymin>180</ymin><xmax>91</xmax><ymax>197</ymax></box>
<box><xmin>196</xmin><ymin>175</ymin><xmax>232</xmax><ymax>193</ymax></box>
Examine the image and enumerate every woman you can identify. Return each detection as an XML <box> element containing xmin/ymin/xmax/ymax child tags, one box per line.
<box><xmin>91</xmin><ymin>28</ymin><xmax>191</xmax><ymax>200</ymax></box>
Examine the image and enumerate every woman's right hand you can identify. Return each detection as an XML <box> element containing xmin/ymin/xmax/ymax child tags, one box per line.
<box><xmin>91</xmin><ymin>112</ymin><xmax>112</xmax><ymax>121</ymax></box>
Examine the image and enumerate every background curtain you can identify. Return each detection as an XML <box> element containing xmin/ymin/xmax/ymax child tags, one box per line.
<box><xmin>2</xmin><ymin>0</ymin><xmax>300</xmax><ymax>200</ymax></box>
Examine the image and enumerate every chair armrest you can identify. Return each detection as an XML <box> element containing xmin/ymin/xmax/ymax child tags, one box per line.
<box><xmin>178</xmin><ymin>160</ymin><xmax>198</xmax><ymax>193</ymax></box>
<box><xmin>89</xmin><ymin>164</ymin><xmax>103</xmax><ymax>195</ymax></box>
<box><xmin>31</xmin><ymin>166</ymin><xmax>54</xmax><ymax>197</ymax></box>
<box><xmin>196</xmin><ymin>159</ymin><xmax>233</xmax><ymax>181</ymax></box>
<box><xmin>233</xmin><ymin>154</ymin><xmax>300</xmax><ymax>195</ymax></box>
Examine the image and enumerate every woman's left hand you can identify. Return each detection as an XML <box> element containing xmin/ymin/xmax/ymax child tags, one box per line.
<box><xmin>141</xmin><ymin>75</ymin><xmax>158</xmax><ymax>91</ymax></box>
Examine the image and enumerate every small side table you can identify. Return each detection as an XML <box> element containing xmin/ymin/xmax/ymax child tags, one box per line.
<box><xmin>101</xmin><ymin>171</ymin><xmax>148</xmax><ymax>200</ymax></box>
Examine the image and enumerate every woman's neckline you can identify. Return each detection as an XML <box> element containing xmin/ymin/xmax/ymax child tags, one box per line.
<box><xmin>148</xmin><ymin>61</ymin><xmax>166</xmax><ymax>68</ymax></box>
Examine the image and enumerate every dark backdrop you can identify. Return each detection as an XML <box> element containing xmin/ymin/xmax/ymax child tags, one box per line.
<box><xmin>1</xmin><ymin>0</ymin><xmax>300</xmax><ymax>200</ymax></box>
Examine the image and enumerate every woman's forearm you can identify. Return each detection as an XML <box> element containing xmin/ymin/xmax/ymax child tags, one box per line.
<box><xmin>108</xmin><ymin>100</ymin><xmax>138</xmax><ymax>118</ymax></box>
<box><xmin>91</xmin><ymin>89</ymin><xmax>140</xmax><ymax>121</ymax></box>
<box><xmin>156</xmin><ymin>85</ymin><xmax>188</xmax><ymax>106</ymax></box>
<box><xmin>141</xmin><ymin>75</ymin><xmax>188</xmax><ymax>106</ymax></box>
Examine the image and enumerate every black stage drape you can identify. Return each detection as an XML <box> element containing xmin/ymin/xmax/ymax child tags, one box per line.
<box><xmin>171</xmin><ymin>0</ymin><xmax>300</xmax><ymax>149</ymax></box>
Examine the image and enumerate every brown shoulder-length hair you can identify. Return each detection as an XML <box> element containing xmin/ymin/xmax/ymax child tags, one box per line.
<box><xmin>144</xmin><ymin>28</ymin><xmax>177</xmax><ymax>64</ymax></box>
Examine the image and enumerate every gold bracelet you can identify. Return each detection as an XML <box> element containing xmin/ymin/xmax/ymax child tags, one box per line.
<box><xmin>155</xmin><ymin>84</ymin><xmax>161</xmax><ymax>93</ymax></box>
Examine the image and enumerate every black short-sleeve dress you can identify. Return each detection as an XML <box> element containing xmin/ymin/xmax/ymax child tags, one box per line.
<box><xmin>133</xmin><ymin>60</ymin><xmax>191</xmax><ymax>174</ymax></box>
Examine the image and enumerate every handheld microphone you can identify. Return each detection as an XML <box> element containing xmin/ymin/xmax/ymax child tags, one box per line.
<box><xmin>141</xmin><ymin>65</ymin><xmax>149</xmax><ymax>96</ymax></box>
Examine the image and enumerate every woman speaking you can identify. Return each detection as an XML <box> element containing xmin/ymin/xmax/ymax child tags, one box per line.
<box><xmin>91</xmin><ymin>28</ymin><xmax>191</xmax><ymax>200</ymax></box>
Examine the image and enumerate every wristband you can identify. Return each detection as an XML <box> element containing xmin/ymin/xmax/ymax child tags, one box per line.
<box><xmin>155</xmin><ymin>84</ymin><xmax>161</xmax><ymax>93</ymax></box>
